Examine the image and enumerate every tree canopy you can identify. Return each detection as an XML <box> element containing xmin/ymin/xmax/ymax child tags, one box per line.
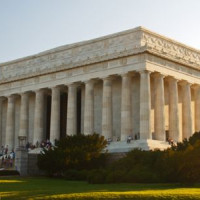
<box><xmin>37</xmin><ymin>133</ymin><xmax>107</xmax><ymax>175</ymax></box>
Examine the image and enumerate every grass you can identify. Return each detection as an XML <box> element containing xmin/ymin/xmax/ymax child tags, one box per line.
<box><xmin>0</xmin><ymin>176</ymin><xmax>200</xmax><ymax>199</ymax></box>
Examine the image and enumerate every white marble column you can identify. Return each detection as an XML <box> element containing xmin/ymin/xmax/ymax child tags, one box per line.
<box><xmin>5</xmin><ymin>95</ymin><xmax>15</xmax><ymax>150</ymax></box>
<box><xmin>121</xmin><ymin>73</ymin><xmax>132</xmax><ymax>141</ymax></box>
<box><xmin>181</xmin><ymin>81</ymin><xmax>192</xmax><ymax>139</ymax></box>
<box><xmin>33</xmin><ymin>89</ymin><xmax>45</xmax><ymax>145</ymax></box>
<box><xmin>19</xmin><ymin>93</ymin><xmax>29</xmax><ymax>137</ymax></box>
<box><xmin>0</xmin><ymin>97</ymin><xmax>5</xmax><ymax>147</ymax></box>
<box><xmin>194</xmin><ymin>85</ymin><xmax>200</xmax><ymax>132</ymax></box>
<box><xmin>102</xmin><ymin>77</ymin><xmax>112</xmax><ymax>139</ymax></box>
<box><xmin>84</xmin><ymin>80</ymin><xmax>94</xmax><ymax>135</ymax></box>
<box><xmin>154</xmin><ymin>73</ymin><xmax>165</xmax><ymax>141</ymax></box>
<box><xmin>67</xmin><ymin>84</ymin><xmax>77</xmax><ymax>136</ymax></box>
<box><xmin>139</xmin><ymin>70</ymin><xmax>151</xmax><ymax>140</ymax></box>
<box><xmin>50</xmin><ymin>87</ymin><xmax>60</xmax><ymax>143</ymax></box>
<box><xmin>168</xmin><ymin>77</ymin><xmax>180</xmax><ymax>142</ymax></box>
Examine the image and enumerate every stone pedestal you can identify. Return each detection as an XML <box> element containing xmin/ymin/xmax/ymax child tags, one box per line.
<box><xmin>15</xmin><ymin>147</ymin><xmax>28</xmax><ymax>176</ymax></box>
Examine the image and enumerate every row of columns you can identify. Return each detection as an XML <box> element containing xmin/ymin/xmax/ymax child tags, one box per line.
<box><xmin>2</xmin><ymin>70</ymin><xmax>200</xmax><ymax>150</ymax></box>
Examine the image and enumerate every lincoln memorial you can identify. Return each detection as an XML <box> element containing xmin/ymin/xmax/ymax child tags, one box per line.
<box><xmin>1</xmin><ymin>26</ymin><xmax>200</xmax><ymax>152</ymax></box>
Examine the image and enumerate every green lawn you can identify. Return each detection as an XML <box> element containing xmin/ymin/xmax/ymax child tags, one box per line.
<box><xmin>0</xmin><ymin>177</ymin><xmax>200</xmax><ymax>200</ymax></box>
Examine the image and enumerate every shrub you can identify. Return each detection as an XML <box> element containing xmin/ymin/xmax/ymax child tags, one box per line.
<box><xmin>63</xmin><ymin>169</ymin><xmax>89</xmax><ymax>181</ymax></box>
<box><xmin>37</xmin><ymin>133</ymin><xmax>107</xmax><ymax>176</ymax></box>
<box><xmin>87</xmin><ymin>169</ymin><xmax>108</xmax><ymax>184</ymax></box>
<box><xmin>0</xmin><ymin>170</ymin><xmax>20</xmax><ymax>176</ymax></box>
<box><xmin>37</xmin><ymin>147</ymin><xmax>65</xmax><ymax>176</ymax></box>
<box><xmin>105</xmin><ymin>170</ymin><xmax>126</xmax><ymax>183</ymax></box>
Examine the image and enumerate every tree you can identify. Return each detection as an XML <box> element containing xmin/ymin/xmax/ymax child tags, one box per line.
<box><xmin>171</xmin><ymin>132</ymin><xmax>200</xmax><ymax>151</ymax></box>
<box><xmin>177</xmin><ymin>141</ymin><xmax>200</xmax><ymax>184</ymax></box>
<box><xmin>37</xmin><ymin>133</ymin><xmax>107</xmax><ymax>175</ymax></box>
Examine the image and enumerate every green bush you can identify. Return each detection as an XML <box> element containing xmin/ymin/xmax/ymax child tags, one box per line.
<box><xmin>105</xmin><ymin>170</ymin><xmax>126</xmax><ymax>183</ymax></box>
<box><xmin>87</xmin><ymin>132</ymin><xmax>200</xmax><ymax>184</ymax></box>
<box><xmin>63</xmin><ymin>169</ymin><xmax>88</xmax><ymax>181</ymax></box>
<box><xmin>37</xmin><ymin>147</ymin><xmax>65</xmax><ymax>176</ymax></box>
<box><xmin>0</xmin><ymin>170</ymin><xmax>20</xmax><ymax>176</ymax></box>
<box><xmin>87</xmin><ymin>169</ymin><xmax>108</xmax><ymax>184</ymax></box>
<box><xmin>37</xmin><ymin>133</ymin><xmax>107</xmax><ymax>176</ymax></box>
<box><xmin>38</xmin><ymin>131</ymin><xmax>200</xmax><ymax>184</ymax></box>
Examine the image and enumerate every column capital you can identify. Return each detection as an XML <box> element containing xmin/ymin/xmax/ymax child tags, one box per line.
<box><xmin>84</xmin><ymin>79</ymin><xmax>96</xmax><ymax>85</ymax></box>
<box><xmin>102</xmin><ymin>76</ymin><xmax>114</xmax><ymax>82</ymax></box>
<box><xmin>20</xmin><ymin>91</ymin><xmax>30</xmax><ymax>97</ymax></box>
<box><xmin>51</xmin><ymin>85</ymin><xmax>61</xmax><ymax>90</ymax></box>
<box><xmin>192</xmin><ymin>84</ymin><xmax>200</xmax><ymax>90</ymax></box>
<box><xmin>152</xmin><ymin>72</ymin><xmax>165</xmax><ymax>79</ymax></box>
<box><xmin>179</xmin><ymin>80</ymin><xmax>192</xmax><ymax>87</ymax></box>
<box><xmin>67</xmin><ymin>82</ymin><xmax>79</xmax><ymax>88</ymax></box>
<box><xmin>7</xmin><ymin>94</ymin><xmax>16</xmax><ymax>103</ymax></box>
<box><xmin>34</xmin><ymin>88</ymin><xmax>46</xmax><ymax>94</ymax></box>
<box><xmin>166</xmin><ymin>76</ymin><xmax>178</xmax><ymax>83</ymax></box>
<box><xmin>0</xmin><ymin>96</ymin><xmax>6</xmax><ymax>102</ymax></box>
<box><xmin>119</xmin><ymin>72</ymin><xmax>130</xmax><ymax>78</ymax></box>
<box><xmin>138</xmin><ymin>70</ymin><xmax>152</xmax><ymax>76</ymax></box>
<box><xmin>51</xmin><ymin>87</ymin><xmax>60</xmax><ymax>96</ymax></box>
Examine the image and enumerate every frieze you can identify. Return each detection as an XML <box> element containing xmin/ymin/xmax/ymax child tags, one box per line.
<box><xmin>141</xmin><ymin>30</ymin><xmax>200</xmax><ymax>69</ymax></box>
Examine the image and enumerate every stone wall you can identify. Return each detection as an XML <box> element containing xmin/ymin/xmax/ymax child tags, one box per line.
<box><xmin>28</xmin><ymin>153</ymin><xmax>44</xmax><ymax>176</ymax></box>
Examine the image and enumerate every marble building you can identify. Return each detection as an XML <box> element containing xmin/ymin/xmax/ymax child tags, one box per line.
<box><xmin>0</xmin><ymin>26</ymin><xmax>200</xmax><ymax>152</ymax></box>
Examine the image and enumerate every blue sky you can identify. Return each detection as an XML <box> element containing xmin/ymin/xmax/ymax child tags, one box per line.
<box><xmin>0</xmin><ymin>0</ymin><xmax>200</xmax><ymax>63</ymax></box>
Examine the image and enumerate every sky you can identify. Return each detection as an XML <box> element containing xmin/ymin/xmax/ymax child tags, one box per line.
<box><xmin>0</xmin><ymin>0</ymin><xmax>200</xmax><ymax>63</ymax></box>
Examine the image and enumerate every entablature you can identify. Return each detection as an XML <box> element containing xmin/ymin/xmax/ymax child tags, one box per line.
<box><xmin>0</xmin><ymin>26</ymin><xmax>200</xmax><ymax>85</ymax></box>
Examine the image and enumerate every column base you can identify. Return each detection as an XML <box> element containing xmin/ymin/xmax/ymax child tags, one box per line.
<box><xmin>106</xmin><ymin>139</ymin><xmax>170</xmax><ymax>153</ymax></box>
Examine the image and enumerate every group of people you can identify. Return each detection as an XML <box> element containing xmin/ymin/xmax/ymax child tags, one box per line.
<box><xmin>0</xmin><ymin>145</ymin><xmax>15</xmax><ymax>169</ymax></box>
<box><xmin>167</xmin><ymin>138</ymin><xmax>174</xmax><ymax>145</ymax></box>
<box><xmin>25</xmin><ymin>139</ymin><xmax>53</xmax><ymax>151</ymax></box>
<box><xmin>107</xmin><ymin>135</ymin><xmax>138</xmax><ymax>144</ymax></box>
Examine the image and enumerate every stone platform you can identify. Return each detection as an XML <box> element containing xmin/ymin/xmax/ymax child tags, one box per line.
<box><xmin>106</xmin><ymin>139</ymin><xmax>170</xmax><ymax>153</ymax></box>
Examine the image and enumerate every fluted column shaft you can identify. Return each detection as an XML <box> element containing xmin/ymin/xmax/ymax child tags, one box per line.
<box><xmin>84</xmin><ymin>80</ymin><xmax>94</xmax><ymax>135</ymax></box>
<box><xmin>168</xmin><ymin>78</ymin><xmax>180</xmax><ymax>142</ymax></box>
<box><xmin>121</xmin><ymin>74</ymin><xmax>132</xmax><ymax>141</ymax></box>
<box><xmin>19</xmin><ymin>93</ymin><xmax>29</xmax><ymax>137</ymax></box>
<box><xmin>194</xmin><ymin>86</ymin><xmax>200</xmax><ymax>132</ymax></box>
<box><xmin>140</xmin><ymin>71</ymin><xmax>151</xmax><ymax>139</ymax></box>
<box><xmin>0</xmin><ymin>98</ymin><xmax>4</xmax><ymax>147</ymax></box>
<box><xmin>33</xmin><ymin>90</ymin><xmax>45</xmax><ymax>144</ymax></box>
<box><xmin>50</xmin><ymin>87</ymin><xmax>60</xmax><ymax>143</ymax></box>
<box><xmin>5</xmin><ymin>96</ymin><xmax>15</xmax><ymax>150</ymax></box>
<box><xmin>154</xmin><ymin>74</ymin><xmax>165</xmax><ymax>141</ymax></box>
<box><xmin>102</xmin><ymin>77</ymin><xmax>112</xmax><ymax>139</ymax></box>
<box><xmin>67</xmin><ymin>84</ymin><xmax>77</xmax><ymax>136</ymax></box>
<box><xmin>181</xmin><ymin>81</ymin><xmax>192</xmax><ymax>139</ymax></box>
